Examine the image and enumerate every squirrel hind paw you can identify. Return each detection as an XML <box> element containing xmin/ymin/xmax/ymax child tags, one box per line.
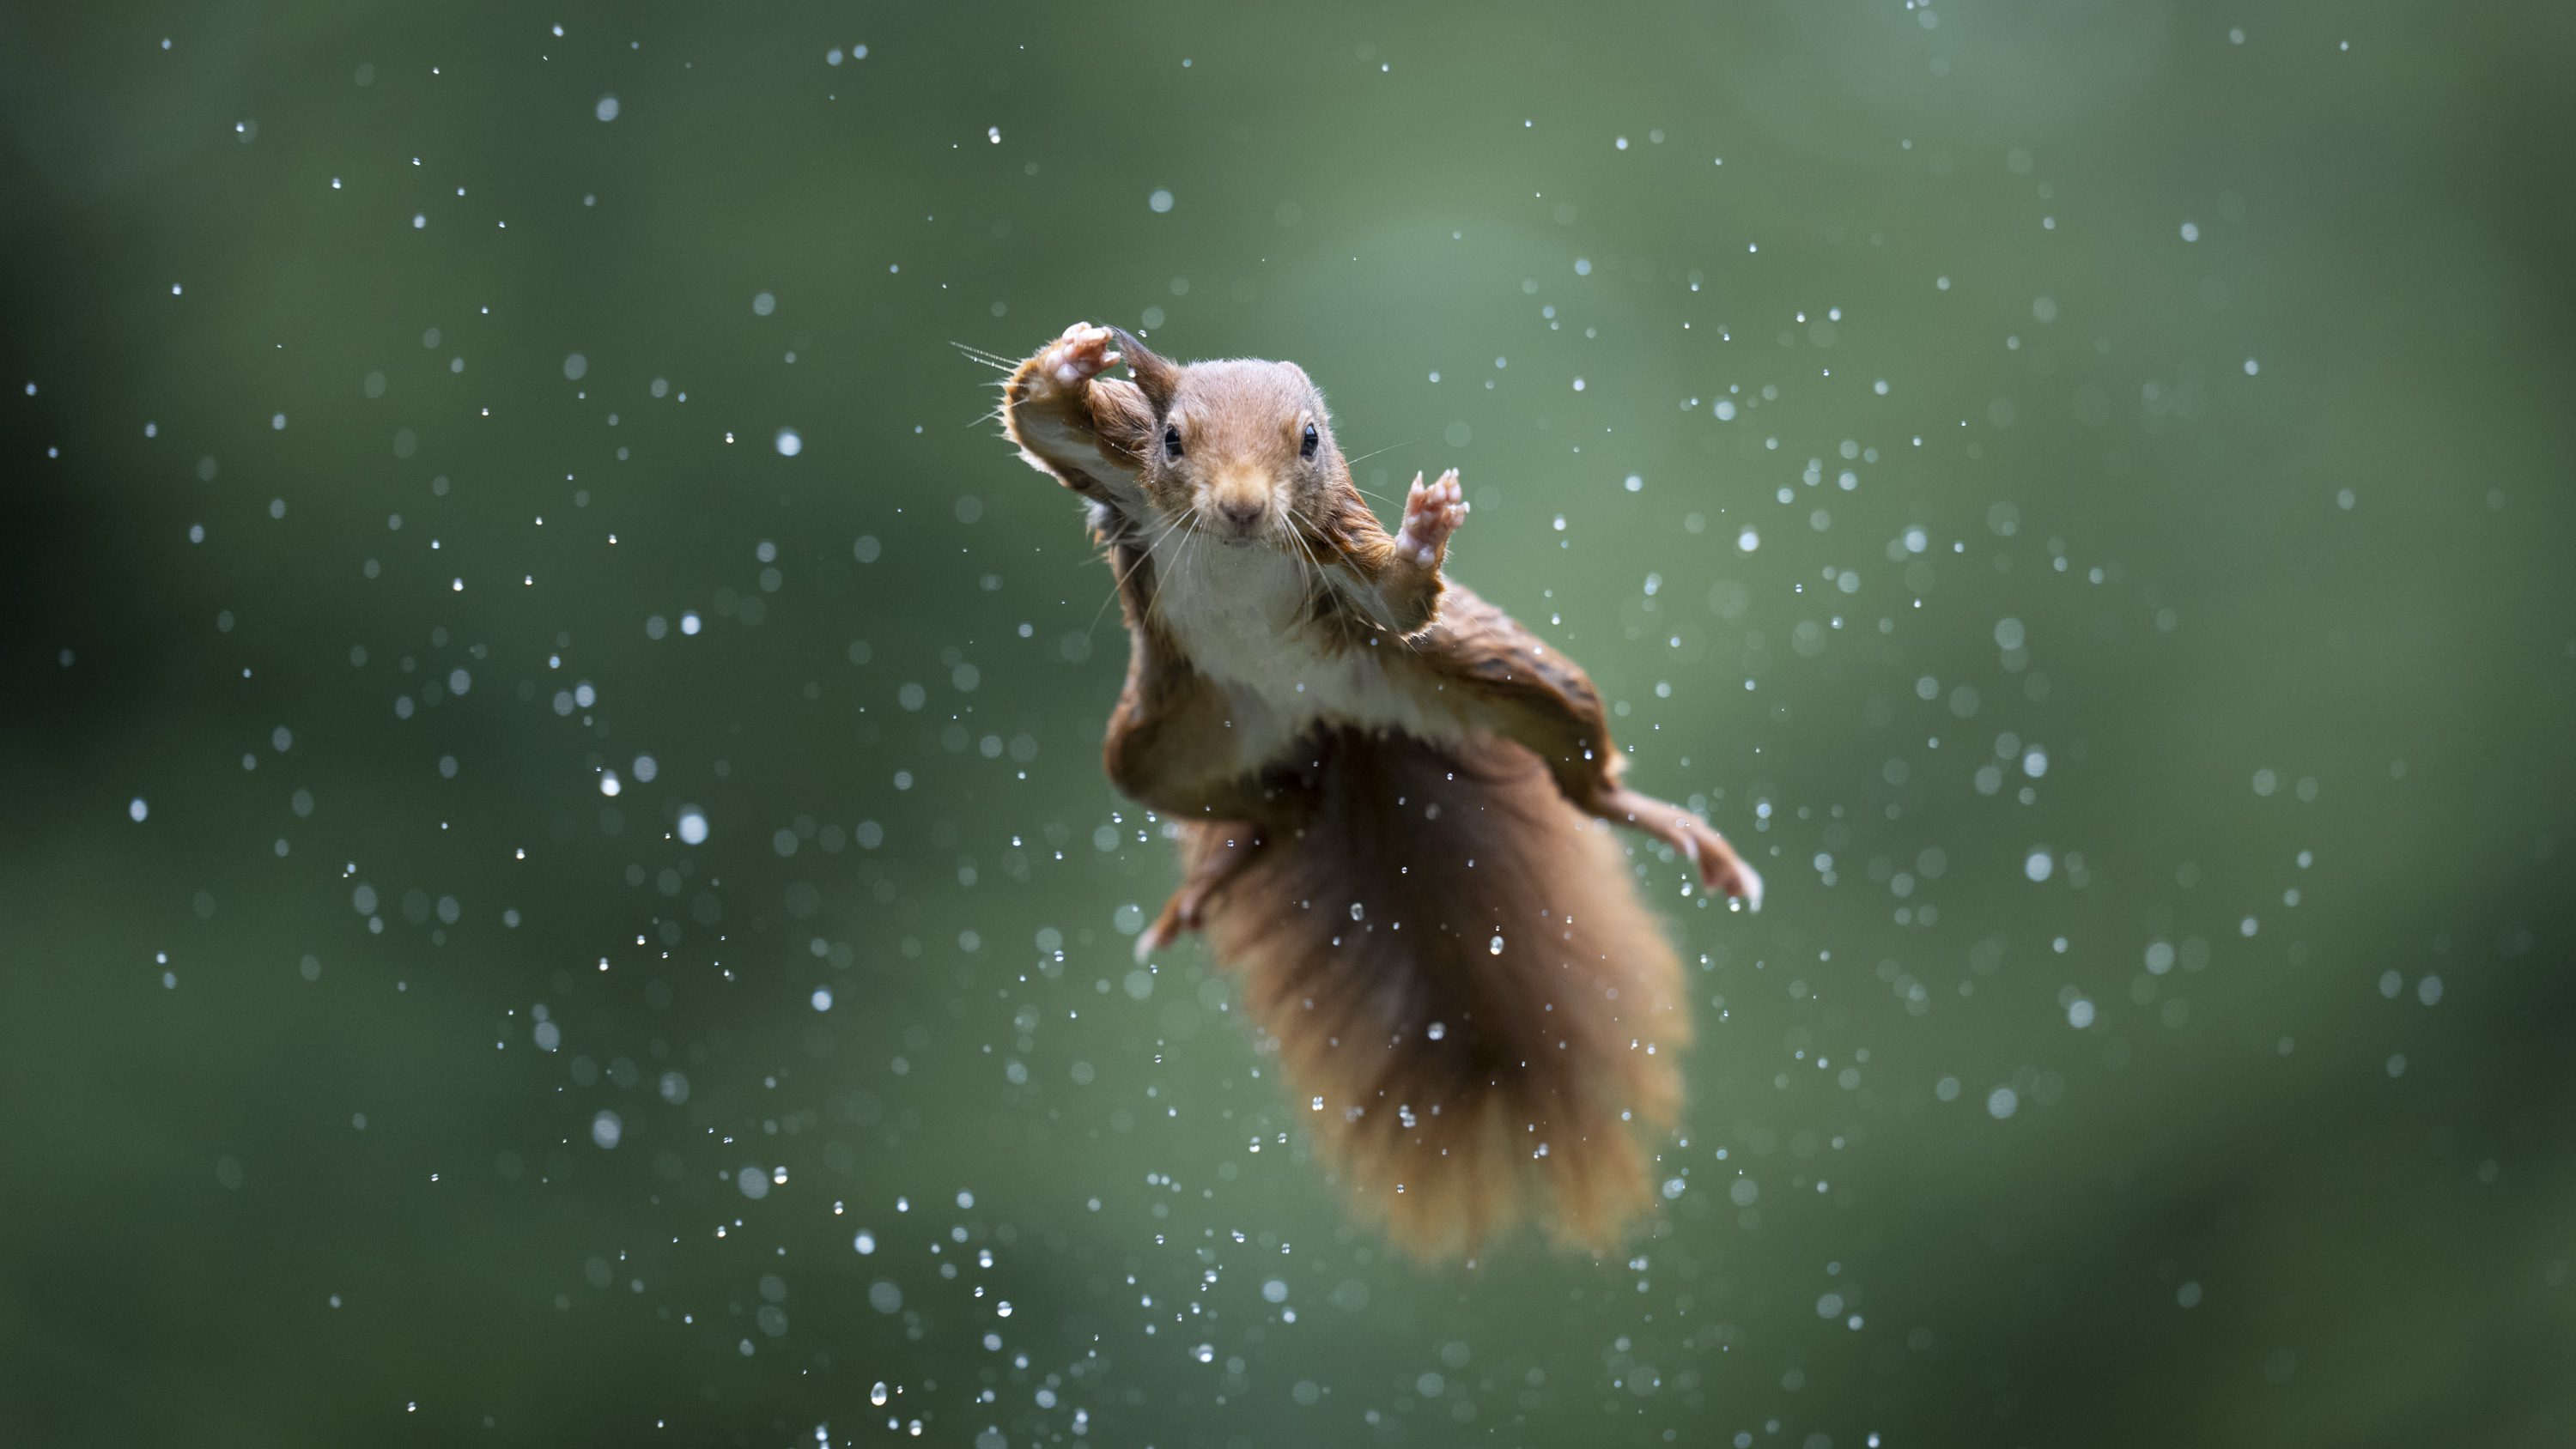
<box><xmin>1673</xmin><ymin>817</ymin><xmax>1761</xmax><ymax>912</ymax></box>
<box><xmin>1704</xmin><ymin>847</ymin><xmax>1762</xmax><ymax>912</ymax></box>
<box><xmin>1134</xmin><ymin>892</ymin><xmax>1200</xmax><ymax>963</ymax></box>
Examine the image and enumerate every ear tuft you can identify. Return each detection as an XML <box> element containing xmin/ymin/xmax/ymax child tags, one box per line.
<box><xmin>1109</xmin><ymin>327</ymin><xmax>1180</xmax><ymax>411</ymax></box>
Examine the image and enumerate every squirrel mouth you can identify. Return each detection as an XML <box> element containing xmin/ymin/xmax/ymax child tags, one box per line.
<box><xmin>1199</xmin><ymin>511</ymin><xmax>1274</xmax><ymax>545</ymax></box>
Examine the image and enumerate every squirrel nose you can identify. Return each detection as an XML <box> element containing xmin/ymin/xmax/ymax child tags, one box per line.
<box><xmin>1214</xmin><ymin>494</ymin><xmax>1266</xmax><ymax>530</ymax></box>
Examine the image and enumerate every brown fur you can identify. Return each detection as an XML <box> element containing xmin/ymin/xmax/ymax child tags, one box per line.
<box><xmin>1186</xmin><ymin>727</ymin><xmax>1686</xmax><ymax>1255</ymax></box>
<box><xmin>996</xmin><ymin>323</ymin><xmax>1760</xmax><ymax>1257</ymax></box>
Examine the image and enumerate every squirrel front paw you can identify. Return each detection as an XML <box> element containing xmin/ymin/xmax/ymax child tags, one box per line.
<box><xmin>1029</xmin><ymin>322</ymin><xmax>1122</xmax><ymax>398</ymax></box>
<box><xmin>1394</xmin><ymin>469</ymin><xmax>1468</xmax><ymax>567</ymax></box>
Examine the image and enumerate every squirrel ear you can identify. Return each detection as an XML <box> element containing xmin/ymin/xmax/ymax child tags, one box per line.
<box><xmin>1108</xmin><ymin>326</ymin><xmax>1179</xmax><ymax>412</ymax></box>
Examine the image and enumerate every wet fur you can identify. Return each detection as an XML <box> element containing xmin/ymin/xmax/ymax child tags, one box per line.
<box><xmin>1185</xmin><ymin>727</ymin><xmax>1686</xmax><ymax>1255</ymax></box>
<box><xmin>999</xmin><ymin>324</ymin><xmax>1759</xmax><ymax>1257</ymax></box>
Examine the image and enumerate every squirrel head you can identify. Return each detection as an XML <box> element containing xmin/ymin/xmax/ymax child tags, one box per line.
<box><xmin>1110</xmin><ymin>328</ymin><xmax>1350</xmax><ymax>547</ymax></box>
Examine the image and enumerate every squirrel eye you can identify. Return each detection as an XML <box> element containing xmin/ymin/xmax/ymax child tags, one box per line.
<box><xmin>1299</xmin><ymin>421</ymin><xmax>1320</xmax><ymax>459</ymax></box>
<box><xmin>1163</xmin><ymin>424</ymin><xmax>1183</xmax><ymax>459</ymax></box>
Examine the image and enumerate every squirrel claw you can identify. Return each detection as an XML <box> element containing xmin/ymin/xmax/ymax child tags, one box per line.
<box><xmin>1394</xmin><ymin>468</ymin><xmax>1468</xmax><ymax>566</ymax></box>
<box><xmin>1636</xmin><ymin>797</ymin><xmax>1761</xmax><ymax>912</ymax></box>
<box><xmin>1680</xmin><ymin>823</ymin><xmax>1762</xmax><ymax>911</ymax></box>
<box><xmin>1689</xmin><ymin>829</ymin><xmax>1764</xmax><ymax>912</ymax></box>
<box><xmin>1036</xmin><ymin>322</ymin><xmax>1119</xmax><ymax>395</ymax></box>
<box><xmin>1135</xmin><ymin>885</ymin><xmax>1206</xmax><ymax>962</ymax></box>
<box><xmin>1715</xmin><ymin>857</ymin><xmax>1765</xmax><ymax>913</ymax></box>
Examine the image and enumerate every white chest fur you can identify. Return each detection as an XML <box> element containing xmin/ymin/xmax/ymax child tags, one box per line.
<box><xmin>1150</xmin><ymin>541</ymin><xmax>1456</xmax><ymax>758</ymax></box>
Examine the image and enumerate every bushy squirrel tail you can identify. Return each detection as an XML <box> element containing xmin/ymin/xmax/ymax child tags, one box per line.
<box><xmin>1188</xmin><ymin>727</ymin><xmax>1688</xmax><ymax>1257</ymax></box>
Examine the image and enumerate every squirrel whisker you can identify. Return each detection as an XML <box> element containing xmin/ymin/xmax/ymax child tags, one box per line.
<box><xmin>1338</xmin><ymin>438</ymin><xmax>1421</xmax><ymax>499</ymax></box>
<box><xmin>1086</xmin><ymin>502</ymin><xmax>1198</xmax><ymax>638</ymax></box>
<box><xmin>947</xmin><ymin>340</ymin><xmax>1018</xmax><ymax>372</ymax></box>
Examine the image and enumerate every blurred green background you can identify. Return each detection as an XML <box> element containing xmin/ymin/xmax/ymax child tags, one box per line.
<box><xmin>4</xmin><ymin>2</ymin><xmax>2573</xmax><ymax>1445</ymax></box>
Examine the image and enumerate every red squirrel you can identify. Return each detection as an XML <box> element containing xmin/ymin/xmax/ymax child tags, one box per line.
<box><xmin>1000</xmin><ymin>322</ymin><xmax>1762</xmax><ymax>1254</ymax></box>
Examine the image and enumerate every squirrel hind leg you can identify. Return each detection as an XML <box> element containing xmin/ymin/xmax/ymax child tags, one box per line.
<box><xmin>1135</xmin><ymin>821</ymin><xmax>1266</xmax><ymax>964</ymax></box>
<box><xmin>1594</xmin><ymin>785</ymin><xmax>1763</xmax><ymax>910</ymax></box>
